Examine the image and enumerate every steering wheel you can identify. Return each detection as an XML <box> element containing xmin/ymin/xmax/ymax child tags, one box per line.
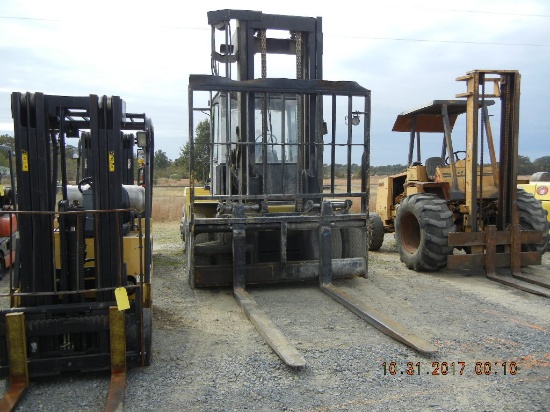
<box><xmin>445</xmin><ymin>150</ymin><xmax>467</xmax><ymax>165</ymax></box>
<box><xmin>78</xmin><ymin>177</ymin><xmax>93</xmax><ymax>194</ymax></box>
<box><xmin>256</xmin><ymin>134</ymin><xmax>278</xmax><ymax>144</ymax></box>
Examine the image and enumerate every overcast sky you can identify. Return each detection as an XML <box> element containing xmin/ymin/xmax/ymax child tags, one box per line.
<box><xmin>1</xmin><ymin>0</ymin><xmax>549</xmax><ymax>166</ymax></box>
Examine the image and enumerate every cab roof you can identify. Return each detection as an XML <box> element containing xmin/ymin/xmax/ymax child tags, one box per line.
<box><xmin>392</xmin><ymin>99</ymin><xmax>494</xmax><ymax>133</ymax></box>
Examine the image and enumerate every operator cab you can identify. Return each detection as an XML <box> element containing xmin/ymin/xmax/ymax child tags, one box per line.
<box><xmin>392</xmin><ymin>99</ymin><xmax>496</xmax><ymax>196</ymax></box>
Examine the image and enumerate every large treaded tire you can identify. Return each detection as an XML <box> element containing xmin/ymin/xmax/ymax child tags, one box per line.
<box><xmin>142</xmin><ymin>308</ymin><xmax>153</xmax><ymax>366</ymax></box>
<box><xmin>188</xmin><ymin>213</ymin><xmax>210</xmax><ymax>288</ymax></box>
<box><xmin>395</xmin><ymin>193</ymin><xmax>456</xmax><ymax>271</ymax></box>
<box><xmin>517</xmin><ymin>189</ymin><xmax>550</xmax><ymax>253</ymax></box>
<box><xmin>368</xmin><ymin>212</ymin><xmax>385</xmax><ymax>251</ymax></box>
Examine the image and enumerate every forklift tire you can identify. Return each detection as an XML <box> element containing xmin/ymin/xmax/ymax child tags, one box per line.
<box><xmin>333</xmin><ymin>228</ymin><xmax>343</xmax><ymax>259</ymax></box>
<box><xmin>304</xmin><ymin>228</ymin><xmax>342</xmax><ymax>259</ymax></box>
<box><xmin>142</xmin><ymin>308</ymin><xmax>153</xmax><ymax>366</ymax></box>
<box><xmin>517</xmin><ymin>189</ymin><xmax>550</xmax><ymax>253</ymax></box>
<box><xmin>395</xmin><ymin>193</ymin><xmax>455</xmax><ymax>271</ymax></box>
<box><xmin>341</xmin><ymin>227</ymin><xmax>366</xmax><ymax>259</ymax></box>
<box><xmin>187</xmin><ymin>213</ymin><xmax>210</xmax><ymax>289</ymax></box>
<box><xmin>368</xmin><ymin>213</ymin><xmax>385</xmax><ymax>251</ymax></box>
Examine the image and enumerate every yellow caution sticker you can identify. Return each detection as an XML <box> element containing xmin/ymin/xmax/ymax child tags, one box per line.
<box><xmin>109</xmin><ymin>151</ymin><xmax>115</xmax><ymax>172</ymax></box>
<box><xmin>114</xmin><ymin>287</ymin><xmax>130</xmax><ymax>311</ymax></box>
<box><xmin>22</xmin><ymin>150</ymin><xmax>29</xmax><ymax>172</ymax></box>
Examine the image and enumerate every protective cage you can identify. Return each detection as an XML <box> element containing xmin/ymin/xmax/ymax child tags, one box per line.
<box><xmin>0</xmin><ymin>92</ymin><xmax>154</xmax><ymax>379</ymax></box>
<box><xmin>185</xmin><ymin>75</ymin><xmax>371</xmax><ymax>287</ymax></box>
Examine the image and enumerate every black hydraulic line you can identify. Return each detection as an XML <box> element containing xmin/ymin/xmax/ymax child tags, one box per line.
<box><xmin>331</xmin><ymin>95</ymin><xmax>336</xmax><ymax>192</ymax></box>
<box><xmin>347</xmin><ymin>97</ymin><xmax>352</xmax><ymax>193</ymax></box>
<box><xmin>58</xmin><ymin>108</ymin><xmax>69</xmax><ymax>200</ymax></box>
<box><xmin>281</xmin><ymin>94</ymin><xmax>287</xmax><ymax>194</ymax></box>
<box><xmin>50</xmin><ymin>129</ymin><xmax>59</xmax><ymax>207</ymax></box>
<box><xmin>479</xmin><ymin>74</ymin><xmax>485</xmax><ymax>228</ymax></box>
<box><xmin>144</xmin><ymin>118</ymin><xmax>154</xmax><ymax>285</ymax></box>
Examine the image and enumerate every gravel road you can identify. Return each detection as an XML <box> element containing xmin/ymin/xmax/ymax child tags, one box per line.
<box><xmin>3</xmin><ymin>224</ymin><xmax>550</xmax><ymax>411</ymax></box>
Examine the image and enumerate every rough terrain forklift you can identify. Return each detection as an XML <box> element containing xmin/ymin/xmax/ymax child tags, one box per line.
<box><xmin>0</xmin><ymin>93</ymin><xmax>154</xmax><ymax>411</ymax></box>
<box><xmin>374</xmin><ymin>70</ymin><xmax>550</xmax><ymax>296</ymax></box>
<box><xmin>181</xmin><ymin>9</ymin><xmax>436</xmax><ymax>367</ymax></box>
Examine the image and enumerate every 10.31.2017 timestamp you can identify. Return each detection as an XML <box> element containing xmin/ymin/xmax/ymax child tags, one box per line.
<box><xmin>382</xmin><ymin>361</ymin><xmax>518</xmax><ymax>376</ymax></box>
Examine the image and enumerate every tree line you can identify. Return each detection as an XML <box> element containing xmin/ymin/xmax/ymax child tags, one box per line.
<box><xmin>2</xmin><ymin>128</ymin><xmax>549</xmax><ymax>183</ymax></box>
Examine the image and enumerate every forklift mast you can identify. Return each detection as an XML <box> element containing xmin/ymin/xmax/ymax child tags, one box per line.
<box><xmin>0</xmin><ymin>92</ymin><xmax>154</xmax><ymax>410</ymax></box>
<box><xmin>205</xmin><ymin>9</ymin><xmax>327</xmax><ymax>202</ymax></box>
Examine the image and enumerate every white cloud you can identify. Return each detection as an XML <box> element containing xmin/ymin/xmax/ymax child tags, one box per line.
<box><xmin>1</xmin><ymin>0</ymin><xmax>549</xmax><ymax>163</ymax></box>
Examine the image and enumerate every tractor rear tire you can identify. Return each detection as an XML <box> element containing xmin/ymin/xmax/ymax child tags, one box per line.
<box><xmin>368</xmin><ymin>213</ymin><xmax>384</xmax><ymax>251</ymax></box>
<box><xmin>395</xmin><ymin>193</ymin><xmax>456</xmax><ymax>271</ymax></box>
<box><xmin>517</xmin><ymin>189</ymin><xmax>550</xmax><ymax>252</ymax></box>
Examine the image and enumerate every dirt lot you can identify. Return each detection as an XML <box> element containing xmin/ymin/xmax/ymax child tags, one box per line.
<box><xmin>3</xmin><ymin>186</ymin><xmax>550</xmax><ymax>411</ymax></box>
<box><xmin>139</xmin><ymin>225</ymin><xmax>550</xmax><ymax>412</ymax></box>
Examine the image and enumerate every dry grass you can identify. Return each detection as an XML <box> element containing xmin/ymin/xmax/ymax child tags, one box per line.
<box><xmin>152</xmin><ymin>186</ymin><xmax>184</xmax><ymax>223</ymax></box>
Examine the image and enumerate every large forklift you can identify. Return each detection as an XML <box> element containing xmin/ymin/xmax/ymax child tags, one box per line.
<box><xmin>375</xmin><ymin>70</ymin><xmax>550</xmax><ymax>296</ymax></box>
<box><xmin>0</xmin><ymin>93</ymin><xmax>154</xmax><ymax>411</ymax></box>
<box><xmin>181</xmin><ymin>9</ymin><xmax>436</xmax><ymax>368</ymax></box>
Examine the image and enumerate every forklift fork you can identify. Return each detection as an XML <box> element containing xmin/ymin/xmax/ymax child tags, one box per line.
<box><xmin>231</xmin><ymin>203</ymin><xmax>436</xmax><ymax>368</ymax></box>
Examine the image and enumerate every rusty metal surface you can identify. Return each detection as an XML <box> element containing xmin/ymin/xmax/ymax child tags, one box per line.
<box><xmin>0</xmin><ymin>382</ymin><xmax>27</xmax><ymax>412</ymax></box>
<box><xmin>448</xmin><ymin>225</ymin><xmax>543</xmax><ymax>280</ymax></box>
<box><xmin>321</xmin><ymin>284</ymin><xmax>437</xmax><ymax>355</ymax></box>
<box><xmin>105</xmin><ymin>307</ymin><xmax>126</xmax><ymax>412</ymax></box>
<box><xmin>234</xmin><ymin>288</ymin><xmax>306</xmax><ymax>368</ymax></box>
<box><xmin>105</xmin><ymin>373</ymin><xmax>126</xmax><ymax>412</ymax></box>
<box><xmin>485</xmin><ymin>272</ymin><xmax>550</xmax><ymax>298</ymax></box>
<box><xmin>189</xmin><ymin>75</ymin><xmax>371</xmax><ymax>96</ymax></box>
<box><xmin>392</xmin><ymin>100</ymin><xmax>495</xmax><ymax>133</ymax></box>
<box><xmin>447</xmin><ymin>251</ymin><xmax>541</xmax><ymax>269</ymax></box>
<box><xmin>511</xmin><ymin>271</ymin><xmax>550</xmax><ymax>290</ymax></box>
<box><xmin>0</xmin><ymin>313</ymin><xmax>29</xmax><ymax>412</ymax></box>
<box><xmin>448</xmin><ymin>229</ymin><xmax>542</xmax><ymax>247</ymax></box>
<box><xmin>194</xmin><ymin>258</ymin><xmax>366</xmax><ymax>287</ymax></box>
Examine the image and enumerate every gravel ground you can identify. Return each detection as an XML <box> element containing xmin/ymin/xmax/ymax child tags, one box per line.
<box><xmin>2</xmin><ymin>226</ymin><xmax>550</xmax><ymax>411</ymax></box>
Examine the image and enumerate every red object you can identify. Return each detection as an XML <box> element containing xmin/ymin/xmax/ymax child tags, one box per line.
<box><xmin>0</xmin><ymin>214</ymin><xmax>17</xmax><ymax>237</ymax></box>
<box><xmin>536</xmin><ymin>185</ymin><xmax>548</xmax><ymax>196</ymax></box>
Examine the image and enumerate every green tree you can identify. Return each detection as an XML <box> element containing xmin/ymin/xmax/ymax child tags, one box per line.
<box><xmin>0</xmin><ymin>135</ymin><xmax>14</xmax><ymax>169</ymax></box>
<box><xmin>177</xmin><ymin>120</ymin><xmax>211</xmax><ymax>182</ymax></box>
<box><xmin>154</xmin><ymin>149</ymin><xmax>170</xmax><ymax>170</ymax></box>
<box><xmin>533</xmin><ymin>156</ymin><xmax>550</xmax><ymax>173</ymax></box>
<box><xmin>517</xmin><ymin>155</ymin><xmax>534</xmax><ymax>175</ymax></box>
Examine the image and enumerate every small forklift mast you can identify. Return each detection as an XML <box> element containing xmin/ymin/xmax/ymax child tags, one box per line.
<box><xmin>0</xmin><ymin>93</ymin><xmax>154</xmax><ymax>411</ymax></box>
<box><xmin>448</xmin><ymin>70</ymin><xmax>550</xmax><ymax>294</ymax></box>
